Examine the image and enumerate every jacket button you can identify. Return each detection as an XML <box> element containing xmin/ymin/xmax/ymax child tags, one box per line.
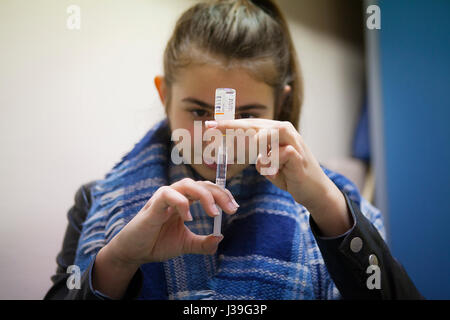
<box><xmin>369</xmin><ymin>254</ymin><xmax>379</xmax><ymax>266</ymax></box>
<box><xmin>350</xmin><ymin>237</ymin><xmax>363</xmax><ymax>253</ymax></box>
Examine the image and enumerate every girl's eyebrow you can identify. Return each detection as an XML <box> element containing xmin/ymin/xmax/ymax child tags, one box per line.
<box><xmin>182</xmin><ymin>97</ymin><xmax>213</xmax><ymax>109</ymax></box>
<box><xmin>182</xmin><ymin>97</ymin><xmax>268</xmax><ymax>111</ymax></box>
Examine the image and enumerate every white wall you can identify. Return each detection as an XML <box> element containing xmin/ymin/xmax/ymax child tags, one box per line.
<box><xmin>0</xmin><ymin>0</ymin><xmax>364</xmax><ymax>299</ymax></box>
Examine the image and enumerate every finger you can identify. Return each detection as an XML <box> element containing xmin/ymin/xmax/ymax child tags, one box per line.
<box><xmin>278</xmin><ymin>144</ymin><xmax>303</xmax><ymax>171</ymax></box>
<box><xmin>256</xmin><ymin>145</ymin><xmax>302</xmax><ymax>188</ymax></box>
<box><xmin>205</xmin><ymin>118</ymin><xmax>272</xmax><ymax>131</ymax></box>
<box><xmin>202</xmin><ymin>180</ymin><xmax>237</xmax><ymax>205</ymax></box>
<box><xmin>172</xmin><ymin>178</ymin><xmax>238</xmax><ymax>216</ymax></box>
<box><xmin>259</xmin><ymin>144</ymin><xmax>301</xmax><ymax>175</ymax></box>
<box><xmin>183</xmin><ymin>232</ymin><xmax>224</xmax><ymax>255</ymax></box>
<box><xmin>149</xmin><ymin>186</ymin><xmax>192</xmax><ymax>223</ymax></box>
<box><xmin>253</xmin><ymin>127</ymin><xmax>282</xmax><ymax>175</ymax></box>
<box><xmin>256</xmin><ymin>152</ymin><xmax>272</xmax><ymax>173</ymax></box>
<box><xmin>172</xmin><ymin>178</ymin><xmax>220</xmax><ymax>217</ymax></box>
<box><xmin>205</xmin><ymin>119</ymin><xmax>301</xmax><ymax>152</ymax></box>
<box><xmin>200</xmin><ymin>181</ymin><xmax>240</xmax><ymax>215</ymax></box>
<box><xmin>255</xmin><ymin>152</ymin><xmax>280</xmax><ymax>178</ymax></box>
<box><xmin>165</xmin><ymin>206</ymin><xmax>176</xmax><ymax>216</ymax></box>
<box><xmin>255</xmin><ymin>128</ymin><xmax>271</xmax><ymax>166</ymax></box>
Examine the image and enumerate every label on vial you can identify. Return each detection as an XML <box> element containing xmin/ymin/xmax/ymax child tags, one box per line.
<box><xmin>215</xmin><ymin>88</ymin><xmax>236</xmax><ymax>121</ymax></box>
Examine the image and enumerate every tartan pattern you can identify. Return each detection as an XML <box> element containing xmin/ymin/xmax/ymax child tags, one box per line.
<box><xmin>74</xmin><ymin>119</ymin><xmax>385</xmax><ymax>299</ymax></box>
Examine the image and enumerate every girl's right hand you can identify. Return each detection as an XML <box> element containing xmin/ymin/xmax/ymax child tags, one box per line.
<box><xmin>102</xmin><ymin>178</ymin><xmax>239</xmax><ymax>267</ymax></box>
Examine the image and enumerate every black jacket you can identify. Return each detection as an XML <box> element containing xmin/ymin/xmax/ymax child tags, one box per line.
<box><xmin>44</xmin><ymin>182</ymin><xmax>423</xmax><ymax>300</ymax></box>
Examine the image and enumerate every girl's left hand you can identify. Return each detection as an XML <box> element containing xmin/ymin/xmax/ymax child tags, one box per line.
<box><xmin>205</xmin><ymin>119</ymin><xmax>353</xmax><ymax>237</ymax></box>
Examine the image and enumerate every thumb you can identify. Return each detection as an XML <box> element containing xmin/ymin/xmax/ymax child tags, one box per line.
<box><xmin>183</xmin><ymin>232</ymin><xmax>224</xmax><ymax>255</ymax></box>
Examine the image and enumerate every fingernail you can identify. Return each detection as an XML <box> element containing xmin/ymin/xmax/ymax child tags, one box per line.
<box><xmin>208</xmin><ymin>235</ymin><xmax>223</xmax><ymax>254</ymax></box>
<box><xmin>227</xmin><ymin>201</ymin><xmax>239</xmax><ymax>213</ymax></box>
<box><xmin>230</xmin><ymin>198</ymin><xmax>240</xmax><ymax>208</ymax></box>
<box><xmin>186</xmin><ymin>210</ymin><xmax>193</xmax><ymax>221</ymax></box>
<box><xmin>205</xmin><ymin>120</ymin><xmax>218</xmax><ymax>128</ymax></box>
<box><xmin>210</xmin><ymin>204</ymin><xmax>221</xmax><ymax>216</ymax></box>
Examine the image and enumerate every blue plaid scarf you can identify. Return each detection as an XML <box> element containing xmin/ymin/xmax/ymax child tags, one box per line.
<box><xmin>74</xmin><ymin>118</ymin><xmax>385</xmax><ymax>299</ymax></box>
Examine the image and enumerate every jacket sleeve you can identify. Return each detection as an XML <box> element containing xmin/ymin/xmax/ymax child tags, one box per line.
<box><xmin>43</xmin><ymin>182</ymin><xmax>144</xmax><ymax>300</ymax></box>
<box><xmin>309</xmin><ymin>192</ymin><xmax>424</xmax><ymax>300</ymax></box>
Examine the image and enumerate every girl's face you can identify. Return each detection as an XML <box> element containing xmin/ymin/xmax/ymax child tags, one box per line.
<box><xmin>160</xmin><ymin>64</ymin><xmax>276</xmax><ymax>181</ymax></box>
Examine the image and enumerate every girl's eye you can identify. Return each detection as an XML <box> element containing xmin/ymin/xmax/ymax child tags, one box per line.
<box><xmin>191</xmin><ymin>109</ymin><xmax>210</xmax><ymax>117</ymax></box>
<box><xmin>238</xmin><ymin>113</ymin><xmax>257</xmax><ymax>119</ymax></box>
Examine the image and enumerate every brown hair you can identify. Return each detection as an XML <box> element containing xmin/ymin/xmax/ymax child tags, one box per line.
<box><xmin>163</xmin><ymin>0</ymin><xmax>303</xmax><ymax>129</ymax></box>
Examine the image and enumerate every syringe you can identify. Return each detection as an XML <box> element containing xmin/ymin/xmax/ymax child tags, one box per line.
<box><xmin>213</xmin><ymin>135</ymin><xmax>227</xmax><ymax>236</ymax></box>
<box><xmin>212</xmin><ymin>88</ymin><xmax>236</xmax><ymax>236</ymax></box>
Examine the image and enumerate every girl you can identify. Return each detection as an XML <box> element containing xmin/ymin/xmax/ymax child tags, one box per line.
<box><xmin>45</xmin><ymin>0</ymin><xmax>422</xmax><ymax>300</ymax></box>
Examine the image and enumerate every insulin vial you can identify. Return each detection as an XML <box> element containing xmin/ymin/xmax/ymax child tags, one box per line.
<box><xmin>214</xmin><ymin>88</ymin><xmax>236</xmax><ymax>121</ymax></box>
<box><xmin>212</xmin><ymin>88</ymin><xmax>236</xmax><ymax>236</ymax></box>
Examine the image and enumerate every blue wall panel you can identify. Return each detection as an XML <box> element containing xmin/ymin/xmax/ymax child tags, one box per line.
<box><xmin>379</xmin><ymin>0</ymin><xmax>450</xmax><ymax>299</ymax></box>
